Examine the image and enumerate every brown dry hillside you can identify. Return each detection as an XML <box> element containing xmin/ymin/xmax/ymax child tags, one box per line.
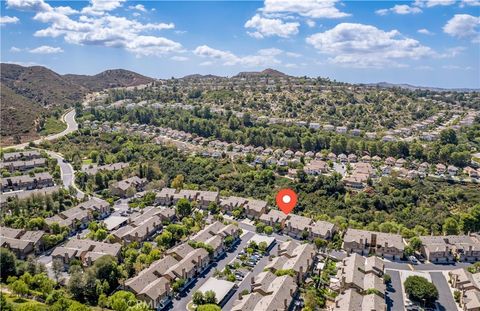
<box><xmin>0</xmin><ymin>63</ymin><xmax>155</xmax><ymax>144</ymax></box>
<box><xmin>63</xmin><ymin>69</ymin><xmax>154</xmax><ymax>91</ymax></box>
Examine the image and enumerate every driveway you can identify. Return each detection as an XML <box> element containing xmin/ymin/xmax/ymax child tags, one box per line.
<box><xmin>430</xmin><ymin>272</ymin><xmax>459</xmax><ymax>311</ymax></box>
<box><xmin>385</xmin><ymin>269</ymin><xmax>405</xmax><ymax>311</ymax></box>
<box><xmin>222</xmin><ymin>242</ymin><xmax>279</xmax><ymax>310</ymax></box>
<box><xmin>166</xmin><ymin>231</ymin><xmax>255</xmax><ymax>311</ymax></box>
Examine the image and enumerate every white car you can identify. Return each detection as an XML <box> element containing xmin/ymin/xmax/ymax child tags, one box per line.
<box><xmin>409</xmin><ymin>256</ymin><xmax>419</xmax><ymax>264</ymax></box>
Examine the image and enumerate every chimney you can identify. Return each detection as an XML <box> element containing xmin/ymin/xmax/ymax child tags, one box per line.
<box><xmin>284</xmin><ymin>299</ymin><xmax>288</xmax><ymax>309</ymax></box>
<box><xmin>165</xmin><ymin>281</ymin><xmax>170</xmax><ymax>294</ymax></box>
<box><xmin>385</xmin><ymin>242</ymin><xmax>388</xmax><ymax>248</ymax></box>
<box><xmin>290</xmin><ymin>288</ymin><xmax>293</xmax><ymax>297</ymax></box>
<box><xmin>238</xmin><ymin>293</ymin><xmax>243</xmax><ymax>300</ymax></box>
<box><xmin>182</xmin><ymin>268</ymin><xmax>186</xmax><ymax>279</ymax></box>
<box><xmin>360</xmin><ymin>238</ymin><xmax>363</xmax><ymax>245</ymax></box>
<box><xmin>198</xmin><ymin>255</ymin><xmax>202</xmax><ymax>266</ymax></box>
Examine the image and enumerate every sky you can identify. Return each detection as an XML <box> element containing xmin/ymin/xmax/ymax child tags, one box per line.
<box><xmin>1</xmin><ymin>0</ymin><xmax>479</xmax><ymax>88</ymax></box>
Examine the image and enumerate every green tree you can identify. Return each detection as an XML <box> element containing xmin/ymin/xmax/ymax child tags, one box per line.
<box><xmin>108</xmin><ymin>291</ymin><xmax>136</xmax><ymax>311</ymax></box>
<box><xmin>443</xmin><ymin>217</ymin><xmax>460</xmax><ymax>235</ymax></box>
<box><xmin>193</xmin><ymin>291</ymin><xmax>204</xmax><ymax>305</ymax></box>
<box><xmin>203</xmin><ymin>290</ymin><xmax>217</xmax><ymax>304</ymax></box>
<box><xmin>264</xmin><ymin>226</ymin><xmax>273</xmax><ymax>235</ymax></box>
<box><xmin>176</xmin><ymin>198</ymin><xmax>192</xmax><ymax>219</ymax></box>
<box><xmin>171</xmin><ymin>174</ymin><xmax>184</xmax><ymax>190</ymax></box>
<box><xmin>10</xmin><ymin>279</ymin><xmax>29</xmax><ymax>297</ymax></box>
<box><xmin>0</xmin><ymin>248</ymin><xmax>16</xmax><ymax>281</ymax></box>
<box><xmin>409</xmin><ymin>237</ymin><xmax>422</xmax><ymax>251</ymax></box>
<box><xmin>439</xmin><ymin>129</ymin><xmax>457</xmax><ymax>145</ymax></box>
<box><xmin>404</xmin><ymin>275</ymin><xmax>438</xmax><ymax>305</ymax></box>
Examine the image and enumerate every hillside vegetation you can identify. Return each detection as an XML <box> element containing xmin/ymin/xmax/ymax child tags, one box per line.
<box><xmin>0</xmin><ymin>63</ymin><xmax>154</xmax><ymax>144</ymax></box>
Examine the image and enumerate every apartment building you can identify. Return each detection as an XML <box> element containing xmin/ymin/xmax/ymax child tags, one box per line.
<box><xmin>0</xmin><ymin>227</ymin><xmax>45</xmax><ymax>259</ymax></box>
<box><xmin>1</xmin><ymin>172</ymin><xmax>54</xmax><ymax>192</ymax></box>
<box><xmin>232</xmin><ymin>271</ymin><xmax>297</xmax><ymax>311</ymax></box>
<box><xmin>52</xmin><ymin>238</ymin><xmax>122</xmax><ymax>267</ymax></box>
<box><xmin>343</xmin><ymin>229</ymin><xmax>405</xmax><ymax>260</ymax></box>
<box><xmin>420</xmin><ymin>235</ymin><xmax>480</xmax><ymax>263</ymax></box>
<box><xmin>448</xmin><ymin>268</ymin><xmax>480</xmax><ymax>311</ymax></box>
<box><xmin>265</xmin><ymin>241</ymin><xmax>316</xmax><ymax>284</ymax></box>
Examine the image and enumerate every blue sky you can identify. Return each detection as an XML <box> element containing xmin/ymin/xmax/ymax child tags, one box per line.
<box><xmin>1</xmin><ymin>0</ymin><xmax>479</xmax><ymax>88</ymax></box>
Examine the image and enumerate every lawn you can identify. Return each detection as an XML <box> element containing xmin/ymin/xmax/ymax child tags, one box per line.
<box><xmin>38</xmin><ymin>117</ymin><xmax>67</xmax><ymax>136</ymax></box>
<box><xmin>4</xmin><ymin>294</ymin><xmax>49</xmax><ymax>310</ymax></box>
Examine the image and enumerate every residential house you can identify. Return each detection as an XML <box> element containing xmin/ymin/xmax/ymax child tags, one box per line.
<box><xmin>1</xmin><ymin>172</ymin><xmax>54</xmax><ymax>192</ymax></box>
<box><xmin>265</xmin><ymin>241</ymin><xmax>316</xmax><ymax>283</ymax></box>
<box><xmin>155</xmin><ymin>188</ymin><xmax>177</xmax><ymax>206</ymax></box>
<box><xmin>197</xmin><ymin>191</ymin><xmax>220</xmax><ymax>209</ymax></box>
<box><xmin>0</xmin><ymin>227</ymin><xmax>45</xmax><ymax>259</ymax></box>
<box><xmin>231</xmin><ymin>271</ymin><xmax>297</xmax><ymax>311</ymax></box>
<box><xmin>304</xmin><ymin>160</ymin><xmax>328</xmax><ymax>175</ymax></box>
<box><xmin>420</xmin><ymin>235</ymin><xmax>480</xmax><ymax>263</ymax></box>
<box><xmin>333</xmin><ymin>289</ymin><xmax>386</xmax><ymax>311</ymax></box>
<box><xmin>110</xmin><ymin>176</ymin><xmax>147</xmax><ymax>198</ymax></box>
<box><xmin>332</xmin><ymin>254</ymin><xmax>385</xmax><ymax>300</ymax></box>
<box><xmin>2</xmin><ymin>151</ymin><xmax>41</xmax><ymax>162</ymax></box>
<box><xmin>51</xmin><ymin>238</ymin><xmax>122</xmax><ymax>267</ymax></box>
<box><xmin>259</xmin><ymin>209</ymin><xmax>288</xmax><ymax>229</ymax></box>
<box><xmin>220</xmin><ymin>196</ymin><xmax>248</xmax><ymax>214</ymax></box>
<box><xmin>0</xmin><ymin>158</ymin><xmax>46</xmax><ymax>172</ymax></box>
<box><xmin>448</xmin><ymin>268</ymin><xmax>480</xmax><ymax>311</ymax></box>
<box><xmin>343</xmin><ymin>229</ymin><xmax>405</xmax><ymax>260</ymax></box>
<box><xmin>125</xmin><ymin>255</ymin><xmax>178</xmax><ymax>309</ymax></box>
<box><xmin>244</xmin><ymin>199</ymin><xmax>268</xmax><ymax>219</ymax></box>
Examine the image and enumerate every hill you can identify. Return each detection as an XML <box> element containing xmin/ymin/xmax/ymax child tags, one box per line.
<box><xmin>233</xmin><ymin>68</ymin><xmax>289</xmax><ymax>78</ymax></box>
<box><xmin>63</xmin><ymin>69</ymin><xmax>154</xmax><ymax>91</ymax></box>
<box><xmin>0</xmin><ymin>63</ymin><xmax>155</xmax><ymax>145</ymax></box>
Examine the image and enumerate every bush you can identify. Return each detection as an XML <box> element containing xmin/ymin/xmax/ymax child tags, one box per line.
<box><xmin>383</xmin><ymin>274</ymin><xmax>392</xmax><ymax>284</ymax></box>
<box><xmin>404</xmin><ymin>275</ymin><xmax>438</xmax><ymax>305</ymax></box>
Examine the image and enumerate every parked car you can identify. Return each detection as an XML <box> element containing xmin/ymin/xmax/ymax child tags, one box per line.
<box><xmin>409</xmin><ymin>256</ymin><xmax>419</xmax><ymax>265</ymax></box>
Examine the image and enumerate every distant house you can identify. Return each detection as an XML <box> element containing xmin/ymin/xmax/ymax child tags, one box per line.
<box><xmin>447</xmin><ymin>165</ymin><xmax>458</xmax><ymax>176</ymax></box>
<box><xmin>244</xmin><ymin>199</ymin><xmax>268</xmax><ymax>219</ymax></box>
<box><xmin>304</xmin><ymin>160</ymin><xmax>328</xmax><ymax>175</ymax></box>
<box><xmin>448</xmin><ymin>268</ymin><xmax>480</xmax><ymax>311</ymax></box>
<box><xmin>110</xmin><ymin>176</ymin><xmax>147</xmax><ymax>198</ymax></box>
<box><xmin>464</xmin><ymin>167</ymin><xmax>479</xmax><ymax>178</ymax></box>
<box><xmin>155</xmin><ymin>188</ymin><xmax>177</xmax><ymax>206</ymax></box>
<box><xmin>436</xmin><ymin>163</ymin><xmax>447</xmax><ymax>175</ymax></box>
<box><xmin>1</xmin><ymin>172</ymin><xmax>54</xmax><ymax>192</ymax></box>
<box><xmin>2</xmin><ymin>151</ymin><xmax>41</xmax><ymax>162</ymax></box>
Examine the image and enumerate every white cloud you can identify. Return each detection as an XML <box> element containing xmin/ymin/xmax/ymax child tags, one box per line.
<box><xmin>81</xmin><ymin>0</ymin><xmax>126</xmax><ymax>15</ymax></box>
<box><xmin>443</xmin><ymin>14</ymin><xmax>480</xmax><ymax>41</ymax></box>
<box><xmin>171</xmin><ymin>56</ymin><xmax>188</xmax><ymax>61</ymax></box>
<box><xmin>10</xmin><ymin>46</ymin><xmax>22</xmax><ymax>52</ymax></box>
<box><xmin>129</xmin><ymin>4</ymin><xmax>147</xmax><ymax>12</ymax></box>
<box><xmin>306</xmin><ymin>19</ymin><xmax>316</xmax><ymax>27</ymax></box>
<box><xmin>460</xmin><ymin>0</ymin><xmax>480</xmax><ymax>6</ymax></box>
<box><xmin>29</xmin><ymin>45</ymin><xmax>64</xmax><ymax>54</ymax></box>
<box><xmin>418</xmin><ymin>28</ymin><xmax>433</xmax><ymax>35</ymax></box>
<box><xmin>245</xmin><ymin>14</ymin><xmax>299</xmax><ymax>38</ymax></box>
<box><xmin>261</xmin><ymin>0</ymin><xmax>350</xmax><ymax>18</ymax></box>
<box><xmin>6</xmin><ymin>0</ymin><xmax>51</xmax><ymax>12</ymax></box>
<box><xmin>0</xmin><ymin>15</ymin><xmax>20</xmax><ymax>24</ymax></box>
<box><xmin>199</xmin><ymin>61</ymin><xmax>213</xmax><ymax>66</ymax></box>
<box><xmin>194</xmin><ymin>45</ymin><xmax>282</xmax><ymax>67</ymax></box>
<box><xmin>306</xmin><ymin>23</ymin><xmax>434</xmax><ymax>68</ymax></box>
<box><xmin>414</xmin><ymin>0</ymin><xmax>455</xmax><ymax>7</ymax></box>
<box><xmin>376</xmin><ymin>5</ymin><xmax>422</xmax><ymax>15</ymax></box>
<box><xmin>286</xmin><ymin>51</ymin><xmax>301</xmax><ymax>57</ymax></box>
<box><xmin>6</xmin><ymin>0</ymin><xmax>182</xmax><ymax>57</ymax></box>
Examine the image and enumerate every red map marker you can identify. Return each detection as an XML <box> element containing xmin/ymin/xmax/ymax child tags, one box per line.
<box><xmin>276</xmin><ymin>188</ymin><xmax>297</xmax><ymax>215</ymax></box>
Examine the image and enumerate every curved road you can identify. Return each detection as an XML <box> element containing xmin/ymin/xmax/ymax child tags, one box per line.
<box><xmin>4</xmin><ymin>109</ymin><xmax>84</xmax><ymax>198</ymax></box>
<box><xmin>6</xmin><ymin>109</ymin><xmax>78</xmax><ymax>150</ymax></box>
